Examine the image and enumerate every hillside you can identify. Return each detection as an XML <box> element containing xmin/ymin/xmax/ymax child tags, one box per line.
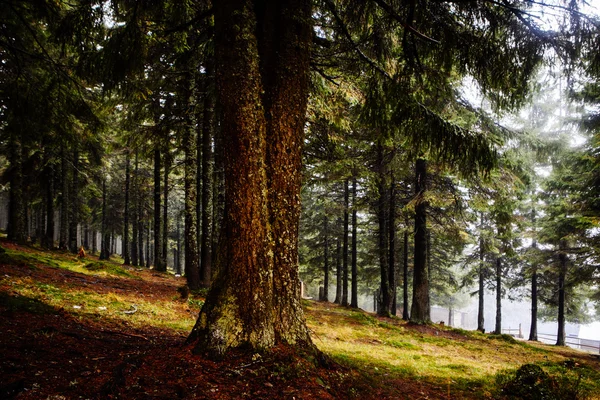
<box><xmin>1</xmin><ymin>240</ymin><xmax>599</xmax><ymax>400</ymax></box>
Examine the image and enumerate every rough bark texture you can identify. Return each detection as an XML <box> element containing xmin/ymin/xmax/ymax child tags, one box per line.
<box><xmin>188</xmin><ymin>0</ymin><xmax>314</xmax><ymax>356</ymax></box>
<box><xmin>99</xmin><ymin>178</ymin><xmax>110</xmax><ymax>261</ymax></box>
<box><xmin>334</xmin><ymin>236</ymin><xmax>342</xmax><ymax>304</ymax></box>
<box><xmin>388</xmin><ymin>178</ymin><xmax>396</xmax><ymax>315</ymax></box>
<box><xmin>478</xmin><ymin>234</ymin><xmax>485</xmax><ymax>333</ymax></box>
<box><xmin>59</xmin><ymin>147</ymin><xmax>69</xmax><ymax>250</ymax></box>
<box><xmin>162</xmin><ymin>152</ymin><xmax>170</xmax><ymax>270</ymax></box>
<box><xmin>350</xmin><ymin>179</ymin><xmax>358</xmax><ymax>308</ymax></box>
<box><xmin>8</xmin><ymin>136</ymin><xmax>26</xmax><ymax>243</ymax></box>
<box><xmin>44</xmin><ymin>162</ymin><xmax>55</xmax><ymax>249</ymax></box>
<box><xmin>529</xmin><ymin>210</ymin><xmax>538</xmax><ymax>341</ymax></box>
<box><xmin>131</xmin><ymin>151</ymin><xmax>139</xmax><ymax>267</ymax></box>
<box><xmin>411</xmin><ymin>157</ymin><xmax>429</xmax><ymax>323</ymax></box>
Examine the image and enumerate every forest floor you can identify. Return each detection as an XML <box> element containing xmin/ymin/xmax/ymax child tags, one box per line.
<box><xmin>1</xmin><ymin>239</ymin><xmax>600</xmax><ymax>399</ymax></box>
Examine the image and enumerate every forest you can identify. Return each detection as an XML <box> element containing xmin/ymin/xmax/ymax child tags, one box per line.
<box><xmin>2</xmin><ymin>0</ymin><xmax>600</xmax><ymax>398</ymax></box>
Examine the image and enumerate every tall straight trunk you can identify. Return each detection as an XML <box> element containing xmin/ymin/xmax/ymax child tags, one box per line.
<box><xmin>342</xmin><ymin>180</ymin><xmax>349</xmax><ymax>306</ymax></box>
<box><xmin>350</xmin><ymin>178</ymin><xmax>358</xmax><ymax>308</ymax></box>
<box><xmin>494</xmin><ymin>257</ymin><xmax>502</xmax><ymax>334</ymax></box>
<box><xmin>138</xmin><ymin>155</ymin><xmax>145</xmax><ymax>267</ymax></box>
<box><xmin>389</xmin><ymin>177</ymin><xmax>396</xmax><ymax>315</ymax></box>
<box><xmin>334</xmin><ymin>236</ymin><xmax>342</xmax><ymax>304</ymax></box>
<box><xmin>68</xmin><ymin>148</ymin><xmax>79</xmax><ymax>253</ymax></box>
<box><xmin>146</xmin><ymin>221</ymin><xmax>151</xmax><ymax>268</ymax></box>
<box><xmin>83</xmin><ymin>224</ymin><xmax>89</xmax><ymax>250</ymax></box>
<box><xmin>59</xmin><ymin>146</ymin><xmax>69</xmax><ymax>250</ymax></box>
<box><xmin>402</xmin><ymin>226</ymin><xmax>409</xmax><ymax>320</ymax></box>
<box><xmin>176</xmin><ymin>215</ymin><xmax>182</xmax><ymax>275</ymax></box>
<box><xmin>322</xmin><ymin>216</ymin><xmax>329</xmax><ymax>302</ymax></box>
<box><xmin>44</xmin><ymin>163</ymin><xmax>55</xmax><ymax>249</ymax></box>
<box><xmin>529</xmin><ymin>209</ymin><xmax>538</xmax><ymax>341</ymax></box>
<box><xmin>556</xmin><ymin>240</ymin><xmax>567</xmax><ymax>346</ymax></box>
<box><xmin>153</xmin><ymin>147</ymin><xmax>164</xmax><ymax>271</ymax></box>
<box><xmin>99</xmin><ymin>178</ymin><xmax>110</xmax><ymax>260</ymax></box>
<box><xmin>92</xmin><ymin>230</ymin><xmax>97</xmax><ymax>254</ymax></box>
<box><xmin>188</xmin><ymin>0</ymin><xmax>314</xmax><ymax>355</ymax></box>
<box><xmin>377</xmin><ymin>144</ymin><xmax>390</xmax><ymax>316</ymax></box>
<box><xmin>411</xmin><ymin>157</ymin><xmax>429</xmax><ymax>323</ymax></box>
<box><xmin>478</xmin><ymin>235</ymin><xmax>485</xmax><ymax>332</ymax></box>
<box><xmin>183</xmin><ymin>70</ymin><xmax>201</xmax><ymax>290</ymax></box>
<box><xmin>162</xmin><ymin>152</ymin><xmax>170</xmax><ymax>270</ymax></box>
<box><xmin>200</xmin><ymin>61</ymin><xmax>215</xmax><ymax>287</ymax></box>
<box><xmin>123</xmin><ymin>149</ymin><xmax>131</xmax><ymax>265</ymax></box>
<box><xmin>131</xmin><ymin>151</ymin><xmax>139</xmax><ymax>266</ymax></box>
<box><xmin>8</xmin><ymin>136</ymin><xmax>26</xmax><ymax>243</ymax></box>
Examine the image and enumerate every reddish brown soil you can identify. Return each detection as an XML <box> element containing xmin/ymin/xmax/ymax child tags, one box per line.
<box><xmin>0</xmin><ymin>241</ymin><xmax>453</xmax><ymax>400</ymax></box>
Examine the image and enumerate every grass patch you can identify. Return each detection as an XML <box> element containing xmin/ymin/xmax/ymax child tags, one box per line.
<box><xmin>83</xmin><ymin>261</ymin><xmax>138</xmax><ymax>279</ymax></box>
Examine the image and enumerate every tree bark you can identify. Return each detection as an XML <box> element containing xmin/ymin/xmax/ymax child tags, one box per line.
<box><xmin>350</xmin><ymin>178</ymin><xmax>358</xmax><ymax>308</ymax></box>
<box><xmin>200</xmin><ymin>61</ymin><xmax>215</xmax><ymax>288</ymax></box>
<box><xmin>123</xmin><ymin>149</ymin><xmax>131</xmax><ymax>265</ymax></box>
<box><xmin>153</xmin><ymin>147</ymin><xmax>164</xmax><ymax>271</ymax></box>
<box><xmin>183</xmin><ymin>70</ymin><xmax>201</xmax><ymax>290</ymax></box>
<box><xmin>7</xmin><ymin>135</ymin><xmax>26</xmax><ymax>243</ymax></box>
<box><xmin>402</xmin><ymin>225</ymin><xmax>409</xmax><ymax>320</ymax></box>
<box><xmin>388</xmin><ymin>176</ymin><xmax>396</xmax><ymax>316</ymax></box>
<box><xmin>556</xmin><ymin>240</ymin><xmax>567</xmax><ymax>346</ymax></box>
<box><xmin>68</xmin><ymin>148</ymin><xmax>79</xmax><ymax>253</ymax></box>
<box><xmin>411</xmin><ymin>157</ymin><xmax>429</xmax><ymax>323</ymax></box>
<box><xmin>188</xmin><ymin>0</ymin><xmax>314</xmax><ymax>356</ymax></box>
<box><xmin>162</xmin><ymin>150</ymin><xmax>170</xmax><ymax>270</ymax></box>
<box><xmin>494</xmin><ymin>256</ymin><xmax>502</xmax><ymax>334</ymax></box>
<box><xmin>342</xmin><ymin>180</ymin><xmax>349</xmax><ymax>306</ymax></box>
<box><xmin>99</xmin><ymin>177</ymin><xmax>110</xmax><ymax>260</ymax></box>
<box><xmin>478</xmin><ymin>228</ymin><xmax>485</xmax><ymax>332</ymax></box>
<box><xmin>43</xmin><ymin>161</ymin><xmax>55</xmax><ymax>249</ymax></box>
<box><xmin>377</xmin><ymin>144</ymin><xmax>390</xmax><ymax>316</ymax></box>
<box><xmin>529</xmin><ymin>209</ymin><xmax>538</xmax><ymax>341</ymax></box>
<box><xmin>131</xmin><ymin>151</ymin><xmax>139</xmax><ymax>267</ymax></box>
<box><xmin>322</xmin><ymin>216</ymin><xmax>329</xmax><ymax>302</ymax></box>
<box><xmin>334</xmin><ymin>235</ymin><xmax>342</xmax><ymax>304</ymax></box>
<box><xmin>59</xmin><ymin>146</ymin><xmax>69</xmax><ymax>250</ymax></box>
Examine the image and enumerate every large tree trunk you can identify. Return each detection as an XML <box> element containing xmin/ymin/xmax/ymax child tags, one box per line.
<box><xmin>200</xmin><ymin>61</ymin><xmax>215</xmax><ymax>288</ymax></box>
<box><xmin>556</xmin><ymin>240</ymin><xmax>567</xmax><ymax>346</ymax></box>
<box><xmin>494</xmin><ymin>256</ymin><xmax>502</xmax><ymax>334</ymax></box>
<box><xmin>183</xmin><ymin>70</ymin><xmax>201</xmax><ymax>290</ymax></box>
<box><xmin>68</xmin><ymin>148</ymin><xmax>79</xmax><ymax>253</ymax></box>
<box><xmin>342</xmin><ymin>180</ymin><xmax>349</xmax><ymax>306</ymax></box>
<box><xmin>153</xmin><ymin>147</ymin><xmax>164</xmax><ymax>271</ymax></box>
<box><xmin>123</xmin><ymin>149</ymin><xmax>131</xmax><ymax>265</ymax></box>
<box><xmin>411</xmin><ymin>157</ymin><xmax>429</xmax><ymax>323</ymax></box>
<box><xmin>188</xmin><ymin>0</ymin><xmax>313</xmax><ymax>356</ymax></box>
<box><xmin>350</xmin><ymin>178</ymin><xmax>358</xmax><ymax>308</ymax></box>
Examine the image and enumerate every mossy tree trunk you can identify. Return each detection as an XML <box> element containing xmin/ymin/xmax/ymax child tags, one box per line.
<box><xmin>411</xmin><ymin>157</ymin><xmax>430</xmax><ymax>323</ymax></box>
<box><xmin>188</xmin><ymin>0</ymin><xmax>313</xmax><ymax>356</ymax></box>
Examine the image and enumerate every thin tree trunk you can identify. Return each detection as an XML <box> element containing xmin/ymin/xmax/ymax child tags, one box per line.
<box><xmin>377</xmin><ymin>144</ymin><xmax>390</xmax><ymax>316</ymax></box>
<box><xmin>7</xmin><ymin>136</ymin><xmax>26</xmax><ymax>243</ymax></box>
<box><xmin>183</xmin><ymin>70</ymin><xmax>201</xmax><ymax>290</ymax></box>
<box><xmin>389</xmin><ymin>176</ymin><xmax>396</xmax><ymax>316</ymax></box>
<box><xmin>323</xmin><ymin>217</ymin><xmax>330</xmax><ymax>302</ymax></box>
<box><xmin>99</xmin><ymin>178</ymin><xmax>110</xmax><ymax>260</ymax></box>
<box><xmin>59</xmin><ymin>146</ymin><xmax>69</xmax><ymax>250</ymax></box>
<box><xmin>146</xmin><ymin>221</ymin><xmax>151</xmax><ymax>268</ymax></box>
<box><xmin>131</xmin><ymin>151</ymin><xmax>139</xmax><ymax>267</ymax></box>
<box><xmin>153</xmin><ymin>147</ymin><xmax>164</xmax><ymax>271</ymax></box>
<box><xmin>556</xmin><ymin>240</ymin><xmax>567</xmax><ymax>346</ymax></box>
<box><xmin>162</xmin><ymin>151</ymin><xmax>170</xmax><ymax>270</ymax></box>
<box><xmin>342</xmin><ymin>180</ymin><xmax>349</xmax><ymax>306</ymax></box>
<box><xmin>350</xmin><ymin>178</ymin><xmax>358</xmax><ymax>308</ymax></box>
<box><xmin>494</xmin><ymin>256</ymin><xmax>502</xmax><ymax>334</ymax></box>
<box><xmin>334</xmin><ymin>235</ymin><xmax>342</xmax><ymax>304</ymax></box>
<box><xmin>529</xmin><ymin>209</ymin><xmax>538</xmax><ymax>341</ymax></box>
<box><xmin>478</xmin><ymin>235</ymin><xmax>485</xmax><ymax>333</ymax></box>
<box><xmin>411</xmin><ymin>157</ymin><xmax>429</xmax><ymax>323</ymax></box>
<box><xmin>176</xmin><ymin>214</ymin><xmax>182</xmax><ymax>275</ymax></box>
<box><xmin>44</xmin><ymin>162</ymin><xmax>55</xmax><ymax>249</ymax></box>
<box><xmin>402</xmin><ymin>225</ymin><xmax>409</xmax><ymax>320</ymax></box>
<box><xmin>69</xmin><ymin>148</ymin><xmax>79</xmax><ymax>253</ymax></box>
<box><xmin>123</xmin><ymin>149</ymin><xmax>131</xmax><ymax>265</ymax></box>
<box><xmin>200</xmin><ymin>60</ymin><xmax>215</xmax><ymax>287</ymax></box>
